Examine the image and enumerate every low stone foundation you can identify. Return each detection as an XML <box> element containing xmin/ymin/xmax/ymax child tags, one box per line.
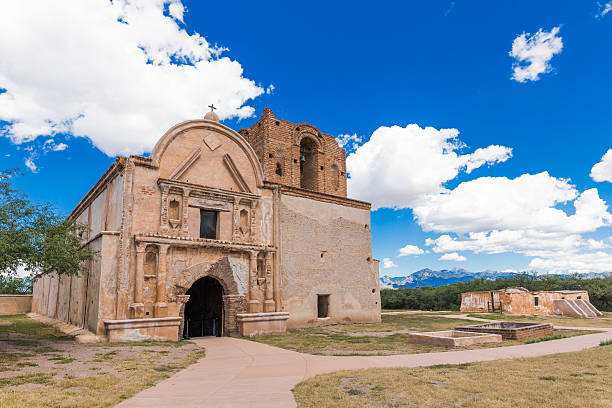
<box><xmin>406</xmin><ymin>330</ymin><xmax>502</xmax><ymax>347</ymax></box>
<box><xmin>104</xmin><ymin>317</ymin><xmax>183</xmax><ymax>342</ymax></box>
<box><xmin>455</xmin><ymin>322</ymin><xmax>554</xmax><ymax>340</ymax></box>
<box><xmin>237</xmin><ymin>312</ymin><xmax>290</xmax><ymax>336</ymax></box>
<box><xmin>0</xmin><ymin>295</ymin><xmax>32</xmax><ymax>315</ymax></box>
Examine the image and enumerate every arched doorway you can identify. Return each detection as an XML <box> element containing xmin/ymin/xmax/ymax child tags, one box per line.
<box><xmin>183</xmin><ymin>276</ymin><xmax>224</xmax><ymax>338</ymax></box>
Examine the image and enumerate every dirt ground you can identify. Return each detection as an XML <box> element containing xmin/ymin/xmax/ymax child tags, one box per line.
<box><xmin>0</xmin><ymin>314</ymin><xmax>204</xmax><ymax>408</ymax></box>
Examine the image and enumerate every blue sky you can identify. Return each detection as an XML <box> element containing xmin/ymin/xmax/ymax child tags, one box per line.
<box><xmin>1</xmin><ymin>1</ymin><xmax>612</xmax><ymax>276</ymax></box>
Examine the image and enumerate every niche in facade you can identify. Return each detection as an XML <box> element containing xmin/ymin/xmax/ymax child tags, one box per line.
<box><xmin>275</xmin><ymin>162</ymin><xmax>283</xmax><ymax>177</ymax></box>
<box><xmin>239</xmin><ymin>209</ymin><xmax>250</xmax><ymax>235</ymax></box>
<box><xmin>256</xmin><ymin>252</ymin><xmax>265</xmax><ymax>285</ymax></box>
<box><xmin>168</xmin><ymin>197</ymin><xmax>181</xmax><ymax>232</ymax></box>
<box><xmin>144</xmin><ymin>246</ymin><xmax>158</xmax><ymax>277</ymax></box>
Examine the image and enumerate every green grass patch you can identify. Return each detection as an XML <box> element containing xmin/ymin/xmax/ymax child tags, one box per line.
<box><xmin>525</xmin><ymin>334</ymin><xmax>567</xmax><ymax>344</ymax></box>
<box><xmin>0</xmin><ymin>373</ymin><xmax>53</xmax><ymax>388</ymax></box>
<box><xmin>600</xmin><ymin>339</ymin><xmax>612</xmax><ymax>346</ymax></box>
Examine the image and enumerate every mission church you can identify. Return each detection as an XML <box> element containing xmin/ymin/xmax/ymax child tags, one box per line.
<box><xmin>32</xmin><ymin>107</ymin><xmax>381</xmax><ymax>341</ymax></box>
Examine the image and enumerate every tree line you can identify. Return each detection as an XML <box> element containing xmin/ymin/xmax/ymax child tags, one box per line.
<box><xmin>381</xmin><ymin>274</ymin><xmax>612</xmax><ymax>312</ymax></box>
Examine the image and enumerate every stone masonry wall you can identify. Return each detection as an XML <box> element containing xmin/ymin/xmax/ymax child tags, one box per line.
<box><xmin>239</xmin><ymin>108</ymin><xmax>347</xmax><ymax>197</ymax></box>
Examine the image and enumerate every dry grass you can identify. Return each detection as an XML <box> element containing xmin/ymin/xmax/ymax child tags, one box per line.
<box><xmin>245</xmin><ymin>315</ymin><xmax>591</xmax><ymax>355</ymax></box>
<box><xmin>466</xmin><ymin>312</ymin><xmax>612</xmax><ymax>328</ymax></box>
<box><xmin>293</xmin><ymin>344</ymin><xmax>612</xmax><ymax>407</ymax></box>
<box><xmin>0</xmin><ymin>314</ymin><xmax>205</xmax><ymax>408</ymax></box>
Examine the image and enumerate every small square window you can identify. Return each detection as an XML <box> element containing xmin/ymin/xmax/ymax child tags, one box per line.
<box><xmin>317</xmin><ymin>294</ymin><xmax>329</xmax><ymax>318</ymax></box>
<box><xmin>200</xmin><ymin>210</ymin><xmax>218</xmax><ymax>239</ymax></box>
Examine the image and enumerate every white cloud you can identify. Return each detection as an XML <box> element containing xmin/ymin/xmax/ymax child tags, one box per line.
<box><xmin>398</xmin><ymin>244</ymin><xmax>424</xmax><ymax>257</ymax></box>
<box><xmin>591</xmin><ymin>149</ymin><xmax>612</xmax><ymax>182</ymax></box>
<box><xmin>420</xmin><ymin>171</ymin><xmax>612</xmax><ymax>273</ymax></box>
<box><xmin>596</xmin><ymin>2</ymin><xmax>612</xmax><ymax>18</ymax></box>
<box><xmin>266</xmin><ymin>84</ymin><xmax>275</xmax><ymax>95</ymax></box>
<box><xmin>509</xmin><ymin>26</ymin><xmax>563</xmax><ymax>83</ymax></box>
<box><xmin>439</xmin><ymin>252</ymin><xmax>467</xmax><ymax>261</ymax></box>
<box><xmin>0</xmin><ymin>0</ymin><xmax>264</xmax><ymax>156</ymax></box>
<box><xmin>167</xmin><ymin>0</ymin><xmax>184</xmax><ymax>21</ymax></box>
<box><xmin>382</xmin><ymin>258</ymin><xmax>398</xmax><ymax>268</ymax></box>
<box><xmin>43</xmin><ymin>138</ymin><xmax>68</xmax><ymax>152</ymax></box>
<box><xmin>52</xmin><ymin>143</ymin><xmax>68</xmax><ymax>152</ymax></box>
<box><xmin>335</xmin><ymin>133</ymin><xmax>363</xmax><ymax>153</ymax></box>
<box><xmin>346</xmin><ymin>124</ymin><xmax>512</xmax><ymax>209</ymax></box>
<box><xmin>528</xmin><ymin>251</ymin><xmax>612</xmax><ymax>274</ymax></box>
<box><xmin>24</xmin><ymin>156</ymin><xmax>37</xmax><ymax>173</ymax></box>
<box><xmin>415</xmin><ymin>173</ymin><xmax>611</xmax><ymax>235</ymax></box>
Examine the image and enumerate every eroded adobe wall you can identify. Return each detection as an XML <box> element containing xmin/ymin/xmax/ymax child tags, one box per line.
<box><xmin>31</xmin><ymin>164</ymin><xmax>124</xmax><ymax>333</ymax></box>
<box><xmin>503</xmin><ymin>291</ymin><xmax>589</xmax><ymax>315</ymax></box>
<box><xmin>0</xmin><ymin>295</ymin><xmax>32</xmax><ymax>315</ymax></box>
<box><xmin>278</xmin><ymin>193</ymin><xmax>380</xmax><ymax>329</ymax></box>
<box><xmin>460</xmin><ymin>292</ymin><xmax>492</xmax><ymax>312</ymax></box>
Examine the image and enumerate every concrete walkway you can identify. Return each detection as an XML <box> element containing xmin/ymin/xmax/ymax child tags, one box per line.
<box><xmin>118</xmin><ymin>325</ymin><xmax>612</xmax><ymax>408</ymax></box>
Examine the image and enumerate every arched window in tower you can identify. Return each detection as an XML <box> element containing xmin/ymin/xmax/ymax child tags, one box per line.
<box><xmin>275</xmin><ymin>162</ymin><xmax>283</xmax><ymax>177</ymax></box>
<box><xmin>331</xmin><ymin>164</ymin><xmax>339</xmax><ymax>190</ymax></box>
<box><xmin>299</xmin><ymin>137</ymin><xmax>318</xmax><ymax>190</ymax></box>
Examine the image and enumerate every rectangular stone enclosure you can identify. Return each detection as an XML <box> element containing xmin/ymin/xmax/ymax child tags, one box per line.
<box><xmin>455</xmin><ymin>322</ymin><xmax>554</xmax><ymax>340</ymax></box>
<box><xmin>406</xmin><ymin>330</ymin><xmax>502</xmax><ymax>347</ymax></box>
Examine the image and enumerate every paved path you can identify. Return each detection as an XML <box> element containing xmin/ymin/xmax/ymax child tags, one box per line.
<box><xmin>118</xmin><ymin>325</ymin><xmax>612</xmax><ymax>408</ymax></box>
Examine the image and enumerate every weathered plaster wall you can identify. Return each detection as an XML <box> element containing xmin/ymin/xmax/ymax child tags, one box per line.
<box><xmin>461</xmin><ymin>290</ymin><xmax>589</xmax><ymax>315</ymax></box>
<box><xmin>279</xmin><ymin>193</ymin><xmax>380</xmax><ymax>328</ymax></box>
<box><xmin>31</xmin><ymin>169</ymin><xmax>120</xmax><ymax>333</ymax></box>
<box><xmin>460</xmin><ymin>291</ymin><xmax>502</xmax><ymax>312</ymax></box>
<box><xmin>166</xmin><ymin>248</ymin><xmax>249</xmax><ymax>297</ymax></box>
<box><xmin>0</xmin><ymin>295</ymin><xmax>32</xmax><ymax>315</ymax></box>
<box><xmin>503</xmin><ymin>291</ymin><xmax>588</xmax><ymax>315</ymax></box>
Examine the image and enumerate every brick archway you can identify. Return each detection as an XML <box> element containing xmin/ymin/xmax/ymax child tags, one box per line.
<box><xmin>173</xmin><ymin>257</ymin><xmax>246</xmax><ymax>337</ymax></box>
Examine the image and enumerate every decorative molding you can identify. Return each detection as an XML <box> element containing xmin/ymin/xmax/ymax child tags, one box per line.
<box><xmin>189</xmin><ymin>197</ymin><xmax>231</xmax><ymax>212</ymax></box>
<box><xmin>169</xmin><ymin>147</ymin><xmax>201</xmax><ymax>180</ymax></box>
<box><xmin>203</xmin><ymin>133</ymin><xmax>222</xmax><ymax>151</ymax></box>
<box><xmin>223</xmin><ymin>154</ymin><xmax>252</xmax><ymax>193</ymax></box>
<box><xmin>263</xmin><ymin>181</ymin><xmax>371</xmax><ymax>210</ymax></box>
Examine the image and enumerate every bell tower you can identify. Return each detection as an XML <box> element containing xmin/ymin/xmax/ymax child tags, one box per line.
<box><xmin>239</xmin><ymin>108</ymin><xmax>347</xmax><ymax>197</ymax></box>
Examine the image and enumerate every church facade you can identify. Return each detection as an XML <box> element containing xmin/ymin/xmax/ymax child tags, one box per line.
<box><xmin>32</xmin><ymin>108</ymin><xmax>381</xmax><ymax>341</ymax></box>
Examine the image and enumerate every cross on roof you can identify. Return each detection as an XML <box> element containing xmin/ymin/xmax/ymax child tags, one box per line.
<box><xmin>208</xmin><ymin>104</ymin><xmax>216</xmax><ymax>112</ymax></box>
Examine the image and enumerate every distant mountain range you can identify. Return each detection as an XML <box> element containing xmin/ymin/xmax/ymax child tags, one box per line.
<box><xmin>380</xmin><ymin>268</ymin><xmax>612</xmax><ymax>289</ymax></box>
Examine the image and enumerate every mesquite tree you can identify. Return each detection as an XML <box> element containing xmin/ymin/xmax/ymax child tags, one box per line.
<box><xmin>0</xmin><ymin>169</ymin><xmax>96</xmax><ymax>278</ymax></box>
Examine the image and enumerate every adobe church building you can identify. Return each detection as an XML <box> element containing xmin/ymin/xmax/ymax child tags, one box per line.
<box><xmin>32</xmin><ymin>108</ymin><xmax>381</xmax><ymax>341</ymax></box>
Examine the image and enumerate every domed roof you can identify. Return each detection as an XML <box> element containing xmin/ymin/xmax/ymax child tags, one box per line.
<box><xmin>204</xmin><ymin>110</ymin><xmax>219</xmax><ymax>122</ymax></box>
